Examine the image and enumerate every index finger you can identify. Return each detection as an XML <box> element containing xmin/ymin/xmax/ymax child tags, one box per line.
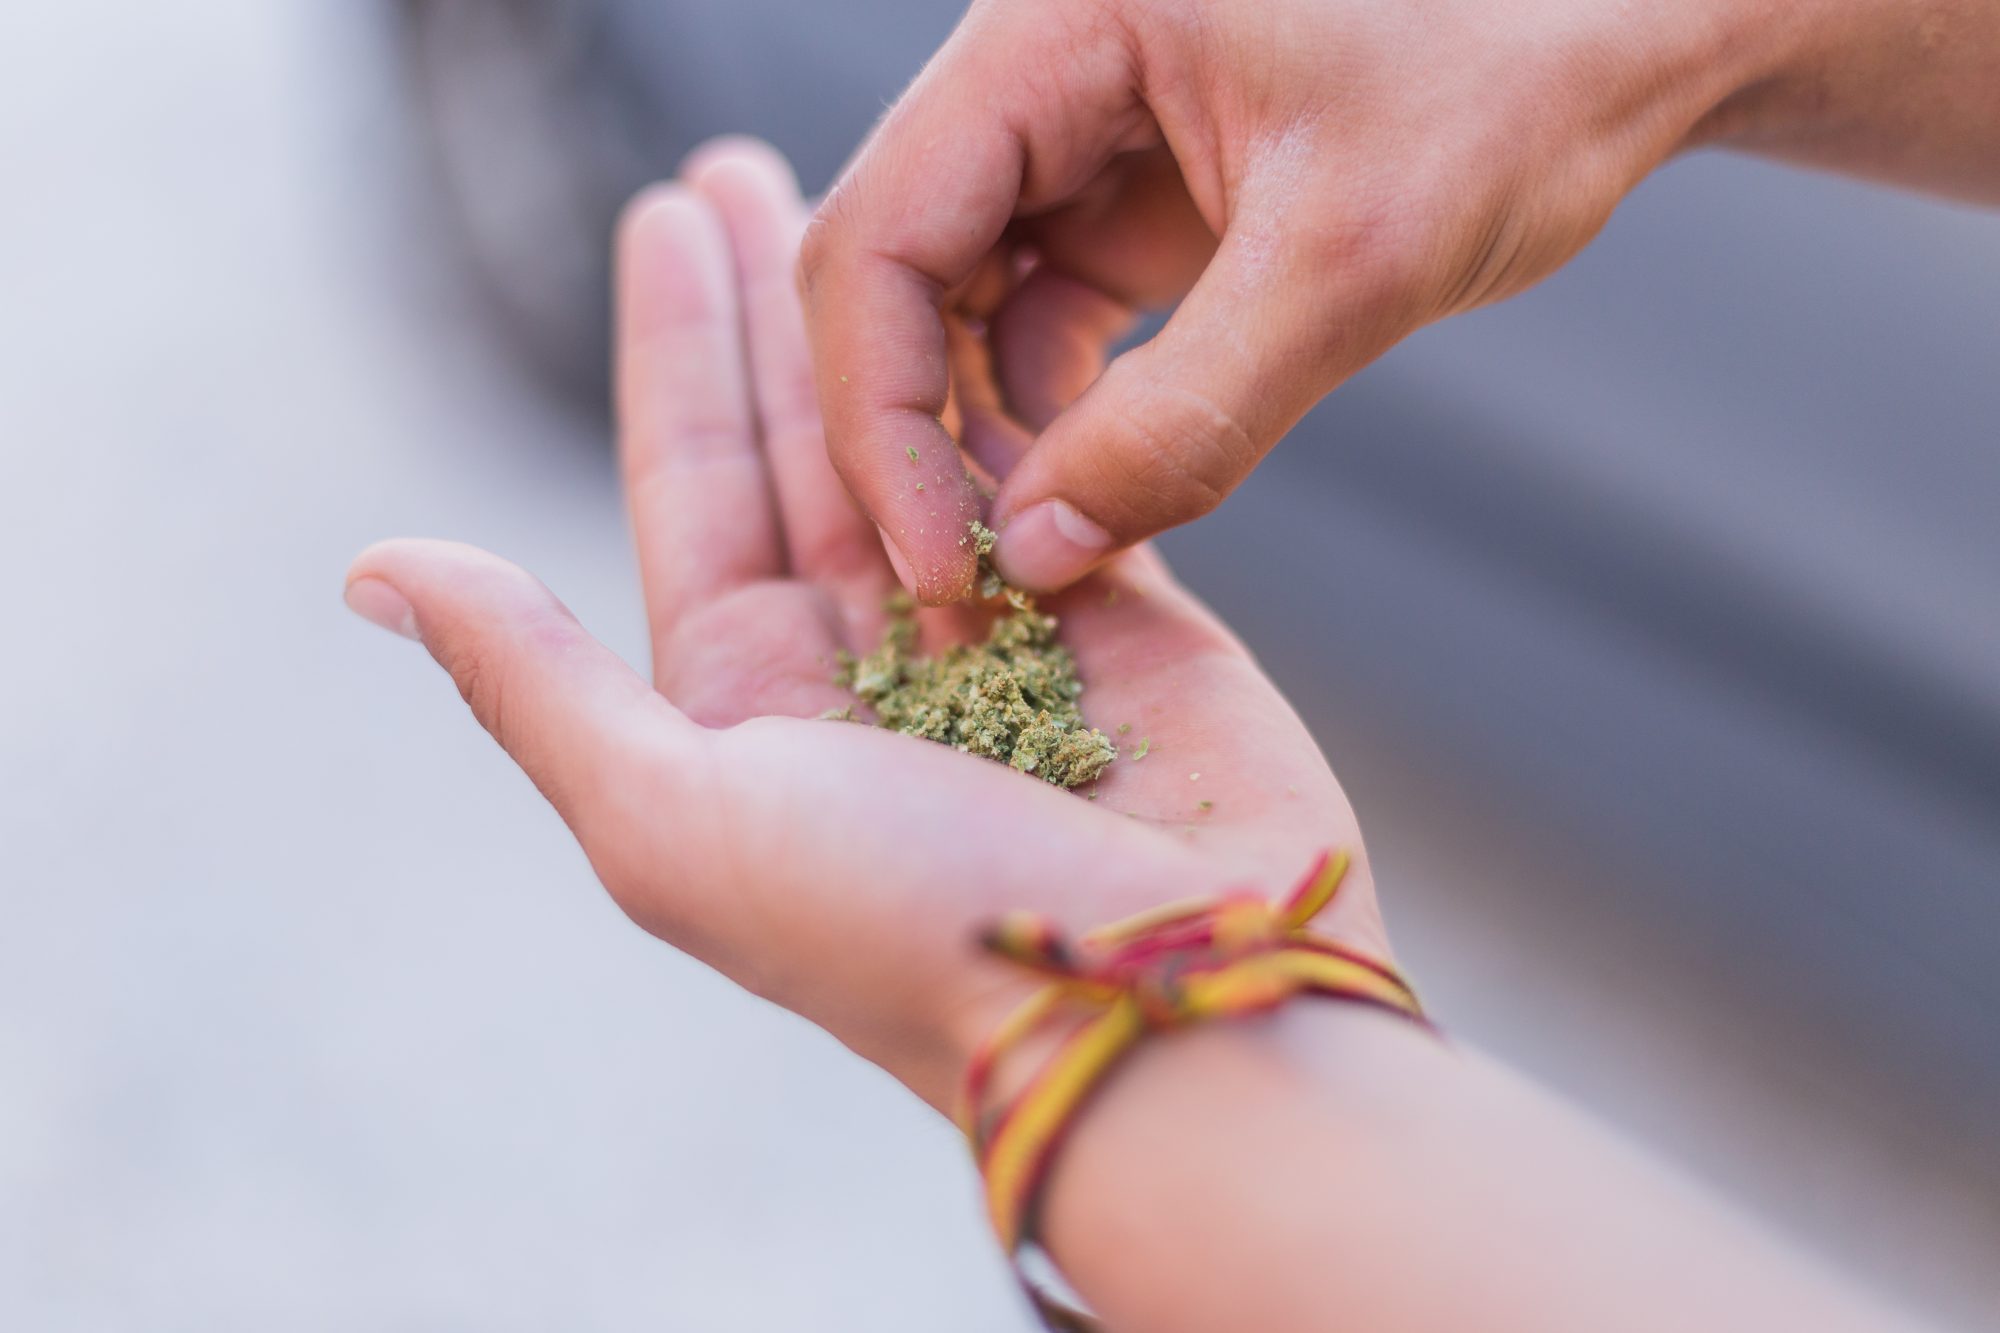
<box><xmin>799</xmin><ymin>0</ymin><xmax>1141</xmax><ymax>602</ymax></box>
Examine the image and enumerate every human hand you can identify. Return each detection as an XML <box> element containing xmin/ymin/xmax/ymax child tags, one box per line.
<box><xmin>799</xmin><ymin>0</ymin><xmax>1791</xmax><ymax>599</ymax></box>
<box><xmin>344</xmin><ymin>138</ymin><xmax>1389</xmax><ymax>1111</ymax></box>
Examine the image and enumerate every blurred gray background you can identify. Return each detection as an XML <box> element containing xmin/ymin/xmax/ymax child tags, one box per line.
<box><xmin>1</xmin><ymin>2</ymin><xmax>1994</xmax><ymax>1329</ymax></box>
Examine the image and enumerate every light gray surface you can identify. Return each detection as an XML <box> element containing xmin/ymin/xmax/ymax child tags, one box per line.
<box><xmin>1</xmin><ymin>3</ymin><xmax>1995</xmax><ymax>1331</ymax></box>
<box><xmin>0</xmin><ymin>7</ymin><xmax>1012</xmax><ymax>1330</ymax></box>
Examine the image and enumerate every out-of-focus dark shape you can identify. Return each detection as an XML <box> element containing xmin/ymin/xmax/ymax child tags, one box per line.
<box><xmin>395</xmin><ymin>0</ymin><xmax>653</xmax><ymax>400</ymax></box>
<box><xmin>394</xmin><ymin>0</ymin><xmax>957</xmax><ymax>404</ymax></box>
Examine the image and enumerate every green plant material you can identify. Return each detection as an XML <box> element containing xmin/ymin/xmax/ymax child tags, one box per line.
<box><xmin>834</xmin><ymin>522</ymin><xmax>1115</xmax><ymax>789</ymax></box>
<box><xmin>963</xmin><ymin>520</ymin><xmax>1026</xmax><ymax>603</ymax></box>
<box><xmin>1129</xmin><ymin>737</ymin><xmax>1150</xmax><ymax>761</ymax></box>
<box><xmin>906</xmin><ymin>445</ymin><xmax>921</xmax><ymax>463</ymax></box>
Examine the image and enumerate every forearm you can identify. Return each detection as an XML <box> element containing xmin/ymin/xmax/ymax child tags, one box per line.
<box><xmin>1035</xmin><ymin>1003</ymin><xmax>1918</xmax><ymax>1333</ymax></box>
<box><xmin>1694</xmin><ymin>0</ymin><xmax>2000</xmax><ymax>203</ymax></box>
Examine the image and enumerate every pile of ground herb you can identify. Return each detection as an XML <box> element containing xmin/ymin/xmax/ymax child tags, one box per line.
<box><xmin>834</xmin><ymin>523</ymin><xmax>1116</xmax><ymax>789</ymax></box>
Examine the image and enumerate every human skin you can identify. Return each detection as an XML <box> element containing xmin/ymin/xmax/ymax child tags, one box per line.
<box><xmin>797</xmin><ymin>0</ymin><xmax>2000</xmax><ymax>600</ymax></box>
<box><xmin>345</xmin><ymin>139</ymin><xmax>1918</xmax><ymax>1332</ymax></box>
<box><xmin>346</xmin><ymin>138</ymin><xmax>1394</xmax><ymax>1115</ymax></box>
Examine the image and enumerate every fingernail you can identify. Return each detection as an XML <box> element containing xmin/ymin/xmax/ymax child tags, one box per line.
<box><xmin>344</xmin><ymin>577</ymin><xmax>421</xmax><ymax>641</ymax></box>
<box><xmin>993</xmin><ymin>499</ymin><xmax>1113</xmax><ymax>592</ymax></box>
<box><xmin>876</xmin><ymin>524</ymin><xmax>917</xmax><ymax>592</ymax></box>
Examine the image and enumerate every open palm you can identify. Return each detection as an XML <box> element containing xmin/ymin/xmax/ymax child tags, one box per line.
<box><xmin>345</xmin><ymin>139</ymin><xmax>1389</xmax><ymax>1108</ymax></box>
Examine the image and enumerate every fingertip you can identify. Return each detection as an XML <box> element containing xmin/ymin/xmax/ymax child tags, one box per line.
<box><xmin>878</xmin><ymin>504</ymin><xmax>981</xmax><ymax>604</ymax></box>
<box><xmin>859</xmin><ymin>444</ymin><xmax>987</xmax><ymax>603</ymax></box>
<box><xmin>346</xmin><ymin>536</ymin><xmax>480</xmax><ymax>585</ymax></box>
<box><xmin>680</xmin><ymin>135</ymin><xmax>803</xmax><ymax>199</ymax></box>
<box><xmin>344</xmin><ymin>539</ymin><xmax>523</xmax><ymax>650</ymax></box>
<box><xmin>615</xmin><ymin>181</ymin><xmax>697</xmax><ymax>254</ymax></box>
<box><xmin>991</xmin><ymin>498</ymin><xmax>1115</xmax><ymax>593</ymax></box>
<box><xmin>615</xmin><ymin>184</ymin><xmax>737</xmax><ymax>355</ymax></box>
<box><xmin>684</xmin><ymin>138</ymin><xmax>811</xmax><ymax>276</ymax></box>
<box><xmin>620</xmin><ymin>185</ymin><xmax>746</xmax><ymax>306</ymax></box>
<box><xmin>875</xmin><ymin>524</ymin><xmax>917</xmax><ymax>592</ymax></box>
<box><xmin>343</xmin><ymin>574</ymin><xmax>420</xmax><ymax>641</ymax></box>
<box><xmin>343</xmin><ymin>538</ymin><xmax>561</xmax><ymax>630</ymax></box>
<box><xmin>345</xmin><ymin>535</ymin><xmax>450</xmax><ymax>597</ymax></box>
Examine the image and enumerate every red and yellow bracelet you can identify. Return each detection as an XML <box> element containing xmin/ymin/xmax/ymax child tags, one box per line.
<box><xmin>956</xmin><ymin>850</ymin><xmax>1431</xmax><ymax>1331</ymax></box>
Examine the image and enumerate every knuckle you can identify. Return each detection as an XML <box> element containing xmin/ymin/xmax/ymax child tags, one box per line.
<box><xmin>1321</xmin><ymin>198</ymin><xmax>1431</xmax><ymax>318</ymax></box>
<box><xmin>438</xmin><ymin>621</ymin><xmax>566</xmax><ymax>771</ymax></box>
<box><xmin>1355</xmin><ymin>220</ymin><xmax>1429</xmax><ymax>303</ymax></box>
<box><xmin>1276</xmin><ymin>160</ymin><xmax>1437</xmax><ymax>319</ymax></box>
<box><xmin>1100</xmin><ymin>374</ymin><xmax>1257</xmax><ymax>529</ymax></box>
<box><xmin>445</xmin><ymin>640</ymin><xmax>507</xmax><ymax>742</ymax></box>
<box><xmin>796</xmin><ymin>197</ymin><xmax>846</xmax><ymax>296</ymax></box>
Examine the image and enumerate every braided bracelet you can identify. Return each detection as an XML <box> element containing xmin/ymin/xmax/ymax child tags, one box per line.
<box><xmin>955</xmin><ymin>850</ymin><xmax>1431</xmax><ymax>1331</ymax></box>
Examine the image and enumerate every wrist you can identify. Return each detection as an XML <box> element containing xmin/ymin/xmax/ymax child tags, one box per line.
<box><xmin>1678</xmin><ymin>0</ymin><xmax>1979</xmax><ymax>160</ymax></box>
<box><xmin>1642</xmin><ymin>0</ymin><xmax>1818</xmax><ymax>156</ymax></box>
<box><xmin>1035</xmin><ymin>999</ymin><xmax>1441</xmax><ymax>1331</ymax></box>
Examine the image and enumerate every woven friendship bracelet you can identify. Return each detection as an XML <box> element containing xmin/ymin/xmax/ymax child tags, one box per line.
<box><xmin>956</xmin><ymin>850</ymin><xmax>1431</xmax><ymax>1331</ymax></box>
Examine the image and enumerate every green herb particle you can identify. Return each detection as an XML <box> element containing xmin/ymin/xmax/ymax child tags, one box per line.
<box><xmin>906</xmin><ymin>445</ymin><xmax>920</xmax><ymax>463</ymax></box>
<box><xmin>833</xmin><ymin>539</ymin><xmax>1114</xmax><ymax>790</ymax></box>
<box><xmin>1130</xmin><ymin>738</ymin><xmax>1150</xmax><ymax>761</ymax></box>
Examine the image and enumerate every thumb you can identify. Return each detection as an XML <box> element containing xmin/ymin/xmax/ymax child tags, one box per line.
<box><xmin>990</xmin><ymin>213</ymin><xmax>1415</xmax><ymax>591</ymax></box>
<box><xmin>343</xmin><ymin>538</ymin><xmax>700</xmax><ymax>869</ymax></box>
